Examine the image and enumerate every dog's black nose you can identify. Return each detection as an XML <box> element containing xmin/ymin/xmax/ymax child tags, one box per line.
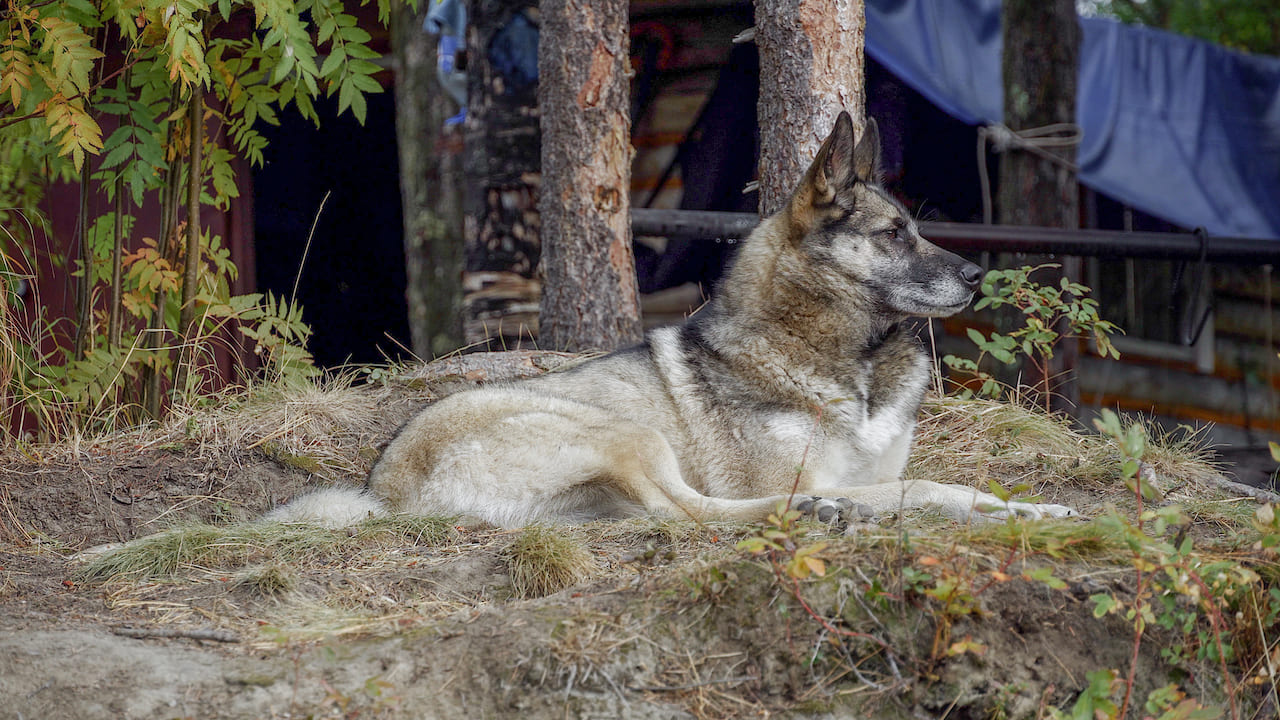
<box><xmin>960</xmin><ymin>263</ymin><xmax>983</xmax><ymax>289</ymax></box>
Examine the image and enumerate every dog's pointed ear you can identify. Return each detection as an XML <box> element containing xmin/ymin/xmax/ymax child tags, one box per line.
<box><xmin>852</xmin><ymin>117</ymin><xmax>882</xmax><ymax>184</ymax></box>
<box><xmin>812</xmin><ymin>111</ymin><xmax>858</xmax><ymax>204</ymax></box>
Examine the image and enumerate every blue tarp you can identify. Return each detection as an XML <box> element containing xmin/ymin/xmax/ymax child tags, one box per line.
<box><xmin>865</xmin><ymin>0</ymin><xmax>1280</xmax><ymax>240</ymax></box>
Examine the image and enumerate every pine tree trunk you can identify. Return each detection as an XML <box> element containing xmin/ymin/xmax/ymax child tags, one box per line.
<box><xmin>998</xmin><ymin>0</ymin><xmax>1078</xmax><ymax>230</ymax></box>
<box><xmin>536</xmin><ymin>0</ymin><xmax>641</xmax><ymax>353</ymax></box>
<box><xmin>392</xmin><ymin>2</ymin><xmax>464</xmax><ymax>359</ymax></box>
<box><xmin>999</xmin><ymin>0</ymin><xmax>1081</xmax><ymax>413</ymax></box>
<box><xmin>462</xmin><ymin>0</ymin><xmax>542</xmax><ymax>350</ymax></box>
<box><xmin>752</xmin><ymin>0</ymin><xmax>866</xmax><ymax>216</ymax></box>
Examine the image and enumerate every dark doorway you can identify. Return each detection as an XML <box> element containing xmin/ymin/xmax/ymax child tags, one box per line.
<box><xmin>252</xmin><ymin>92</ymin><xmax>410</xmax><ymax>368</ymax></box>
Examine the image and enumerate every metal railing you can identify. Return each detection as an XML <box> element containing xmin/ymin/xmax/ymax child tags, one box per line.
<box><xmin>631</xmin><ymin>208</ymin><xmax>1280</xmax><ymax>264</ymax></box>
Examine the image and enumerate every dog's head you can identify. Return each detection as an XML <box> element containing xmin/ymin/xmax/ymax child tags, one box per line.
<box><xmin>781</xmin><ymin>112</ymin><xmax>983</xmax><ymax>318</ymax></box>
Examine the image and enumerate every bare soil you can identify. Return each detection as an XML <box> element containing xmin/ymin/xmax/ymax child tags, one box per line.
<box><xmin>0</xmin><ymin>352</ymin><xmax>1275</xmax><ymax>720</ymax></box>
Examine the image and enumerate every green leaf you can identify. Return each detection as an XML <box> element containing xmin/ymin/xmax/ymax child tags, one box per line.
<box><xmin>1093</xmin><ymin>408</ymin><xmax>1123</xmax><ymax>438</ymax></box>
<box><xmin>1120</xmin><ymin>458</ymin><xmax>1139</xmax><ymax>479</ymax></box>
<box><xmin>319</xmin><ymin>48</ymin><xmax>346</xmax><ymax>77</ymax></box>
<box><xmin>347</xmin><ymin>81</ymin><xmax>367</xmax><ymax>123</ymax></box>
<box><xmin>348</xmin><ymin>71</ymin><xmax>382</xmax><ymax>94</ymax></box>
<box><xmin>272</xmin><ymin>52</ymin><xmax>296</xmax><ymax>84</ymax></box>
<box><xmin>1023</xmin><ymin>566</ymin><xmax>1067</xmax><ymax>590</ymax></box>
<box><xmin>1090</xmin><ymin>591</ymin><xmax>1121</xmax><ymax>620</ymax></box>
<box><xmin>986</xmin><ymin>478</ymin><xmax>1011</xmax><ymax>502</ymax></box>
<box><xmin>1123</xmin><ymin>424</ymin><xmax>1146</xmax><ymax>459</ymax></box>
<box><xmin>338</xmin><ymin>26</ymin><xmax>371</xmax><ymax>44</ymax></box>
<box><xmin>100</xmin><ymin>137</ymin><xmax>135</xmax><ymax>169</ymax></box>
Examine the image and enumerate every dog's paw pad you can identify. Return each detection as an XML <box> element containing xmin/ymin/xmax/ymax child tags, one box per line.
<box><xmin>796</xmin><ymin>496</ymin><xmax>879</xmax><ymax>530</ymax></box>
<box><xmin>796</xmin><ymin>496</ymin><xmax>843</xmax><ymax>525</ymax></box>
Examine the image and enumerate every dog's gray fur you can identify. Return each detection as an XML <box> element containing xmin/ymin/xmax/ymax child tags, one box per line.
<box><xmin>268</xmin><ymin>112</ymin><xmax>1076</xmax><ymax>529</ymax></box>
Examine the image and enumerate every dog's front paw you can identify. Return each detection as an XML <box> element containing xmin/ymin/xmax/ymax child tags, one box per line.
<box><xmin>795</xmin><ymin>496</ymin><xmax>878</xmax><ymax>529</ymax></box>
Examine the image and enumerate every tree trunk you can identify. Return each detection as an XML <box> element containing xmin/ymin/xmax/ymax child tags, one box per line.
<box><xmin>536</xmin><ymin>0</ymin><xmax>641</xmax><ymax>353</ymax></box>
<box><xmin>175</xmin><ymin>85</ymin><xmax>203</xmax><ymax>397</ymax></box>
<box><xmin>999</xmin><ymin>0</ymin><xmax>1081</xmax><ymax>414</ymax></box>
<box><xmin>74</xmin><ymin>172</ymin><xmax>92</xmax><ymax>360</ymax></box>
<box><xmin>998</xmin><ymin>0</ymin><xmax>1078</xmax><ymax>230</ymax></box>
<box><xmin>144</xmin><ymin>126</ymin><xmax>183</xmax><ymax>419</ymax></box>
<box><xmin>462</xmin><ymin>0</ymin><xmax>542</xmax><ymax>350</ymax></box>
<box><xmin>752</xmin><ymin>0</ymin><xmax>865</xmax><ymax>216</ymax></box>
<box><xmin>108</xmin><ymin>177</ymin><xmax>125</xmax><ymax>348</ymax></box>
<box><xmin>392</xmin><ymin>2</ymin><xmax>465</xmax><ymax>359</ymax></box>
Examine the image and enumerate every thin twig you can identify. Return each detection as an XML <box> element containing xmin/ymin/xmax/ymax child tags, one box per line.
<box><xmin>627</xmin><ymin>676</ymin><xmax>753</xmax><ymax>692</ymax></box>
<box><xmin>1200</xmin><ymin>475</ymin><xmax>1280</xmax><ymax>504</ymax></box>
<box><xmin>112</xmin><ymin>625</ymin><xmax>240</xmax><ymax>643</ymax></box>
<box><xmin>0</xmin><ymin>58</ymin><xmax>140</xmax><ymax>132</ymax></box>
<box><xmin>787</xmin><ymin>401</ymin><xmax>826</xmax><ymax>508</ymax></box>
<box><xmin>290</xmin><ymin>191</ymin><xmax>332</xmax><ymax>307</ymax></box>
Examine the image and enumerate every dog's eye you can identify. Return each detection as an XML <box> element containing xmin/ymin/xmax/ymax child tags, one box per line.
<box><xmin>882</xmin><ymin>227</ymin><xmax>903</xmax><ymax>242</ymax></box>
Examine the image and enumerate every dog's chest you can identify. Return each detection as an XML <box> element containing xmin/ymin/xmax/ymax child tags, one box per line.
<box><xmin>753</xmin><ymin>336</ymin><xmax>928</xmax><ymax>479</ymax></box>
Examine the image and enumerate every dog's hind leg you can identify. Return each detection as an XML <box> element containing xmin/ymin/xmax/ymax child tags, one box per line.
<box><xmin>602</xmin><ymin>424</ymin><xmax>803</xmax><ymax>523</ymax></box>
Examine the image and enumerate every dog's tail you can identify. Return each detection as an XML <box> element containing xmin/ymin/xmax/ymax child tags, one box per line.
<box><xmin>263</xmin><ymin>486</ymin><xmax>387</xmax><ymax>529</ymax></box>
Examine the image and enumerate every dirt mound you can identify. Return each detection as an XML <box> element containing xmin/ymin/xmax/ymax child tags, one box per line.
<box><xmin>1</xmin><ymin>353</ymin><xmax>1276</xmax><ymax>719</ymax></box>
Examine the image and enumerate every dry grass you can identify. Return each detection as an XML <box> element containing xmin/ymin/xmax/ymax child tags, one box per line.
<box><xmin>504</xmin><ymin>525</ymin><xmax>597</xmax><ymax>599</ymax></box>
<box><xmin>911</xmin><ymin>395</ymin><xmax>1220</xmax><ymax>501</ymax></box>
<box><xmin>590</xmin><ymin>516</ymin><xmax>752</xmax><ymax>548</ymax></box>
<box><xmin>167</xmin><ymin>370</ymin><xmax>428</xmax><ymax>479</ymax></box>
<box><xmin>77</xmin><ymin>515</ymin><xmax>458</xmax><ymax>581</ymax></box>
<box><xmin>253</xmin><ymin>599</ymin><xmax>430</xmax><ymax>643</ymax></box>
<box><xmin>232</xmin><ymin>562</ymin><xmax>297</xmax><ymax>598</ymax></box>
<box><xmin>0</xmin><ymin>483</ymin><xmax>33</xmax><ymax>546</ymax></box>
<box><xmin>0</xmin><ymin>366</ymin><xmax>426</xmax><ymax>482</ymax></box>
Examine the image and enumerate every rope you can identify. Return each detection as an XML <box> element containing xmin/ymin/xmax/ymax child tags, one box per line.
<box><xmin>977</xmin><ymin>122</ymin><xmax>1083</xmax><ymax>224</ymax></box>
<box><xmin>1266</xmin><ymin>263</ymin><xmax>1275</xmax><ymax>426</ymax></box>
<box><xmin>1179</xmin><ymin>228</ymin><xmax>1214</xmax><ymax>347</ymax></box>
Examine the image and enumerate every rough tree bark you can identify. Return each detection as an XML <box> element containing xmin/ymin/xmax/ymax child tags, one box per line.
<box><xmin>998</xmin><ymin>0</ymin><xmax>1079</xmax><ymax>230</ymax></box>
<box><xmin>752</xmin><ymin>0</ymin><xmax>865</xmax><ymax>216</ymax></box>
<box><xmin>391</xmin><ymin>2</ymin><xmax>464</xmax><ymax>359</ymax></box>
<box><xmin>462</xmin><ymin>0</ymin><xmax>542</xmax><ymax>350</ymax></box>
<box><xmin>536</xmin><ymin>0</ymin><xmax>642</xmax><ymax>352</ymax></box>
<box><xmin>999</xmin><ymin>0</ymin><xmax>1081</xmax><ymax>413</ymax></box>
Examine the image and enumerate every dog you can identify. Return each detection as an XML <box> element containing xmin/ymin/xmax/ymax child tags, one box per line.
<box><xmin>268</xmin><ymin>111</ymin><xmax>1077</xmax><ymax>529</ymax></box>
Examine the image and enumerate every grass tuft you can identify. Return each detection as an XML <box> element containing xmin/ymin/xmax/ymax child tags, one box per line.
<box><xmin>353</xmin><ymin>514</ymin><xmax>460</xmax><ymax>546</ymax></box>
<box><xmin>504</xmin><ymin>525</ymin><xmax>595</xmax><ymax>599</ymax></box>
<box><xmin>233</xmin><ymin>562</ymin><xmax>297</xmax><ymax>598</ymax></box>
